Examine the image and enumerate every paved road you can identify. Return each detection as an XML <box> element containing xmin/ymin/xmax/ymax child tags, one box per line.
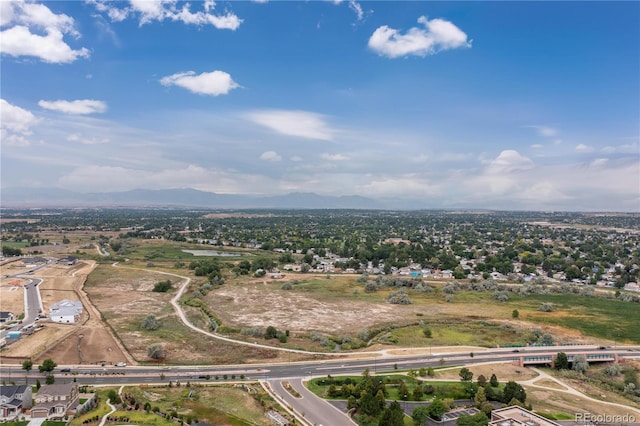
<box><xmin>268</xmin><ymin>378</ymin><xmax>356</xmax><ymax>426</ymax></box>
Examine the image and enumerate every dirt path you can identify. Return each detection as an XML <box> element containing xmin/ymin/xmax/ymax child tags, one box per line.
<box><xmin>521</xmin><ymin>368</ymin><xmax>640</xmax><ymax>415</ymax></box>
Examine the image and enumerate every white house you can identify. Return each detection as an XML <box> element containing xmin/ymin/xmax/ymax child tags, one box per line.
<box><xmin>49</xmin><ymin>299</ymin><xmax>83</xmax><ymax>324</ymax></box>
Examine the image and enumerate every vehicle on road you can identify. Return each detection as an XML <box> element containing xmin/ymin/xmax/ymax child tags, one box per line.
<box><xmin>115</xmin><ymin>362</ymin><xmax>127</xmax><ymax>367</ymax></box>
<box><xmin>60</xmin><ymin>368</ymin><xmax>71</xmax><ymax>373</ymax></box>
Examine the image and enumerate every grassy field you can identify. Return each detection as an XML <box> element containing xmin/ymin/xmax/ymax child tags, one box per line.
<box><xmin>116</xmin><ymin>239</ymin><xmax>253</xmax><ymax>262</ymax></box>
<box><xmin>123</xmin><ymin>384</ymin><xmax>283</xmax><ymax>426</ymax></box>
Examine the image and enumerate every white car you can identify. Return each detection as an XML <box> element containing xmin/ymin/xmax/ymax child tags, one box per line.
<box><xmin>115</xmin><ymin>362</ymin><xmax>127</xmax><ymax>367</ymax></box>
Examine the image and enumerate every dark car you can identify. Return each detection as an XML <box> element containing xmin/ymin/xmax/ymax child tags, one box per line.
<box><xmin>598</xmin><ymin>346</ymin><xmax>607</xmax><ymax>350</ymax></box>
<box><xmin>511</xmin><ymin>349</ymin><xmax>521</xmax><ymax>353</ymax></box>
<box><xmin>60</xmin><ymin>368</ymin><xmax>71</xmax><ymax>373</ymax></box>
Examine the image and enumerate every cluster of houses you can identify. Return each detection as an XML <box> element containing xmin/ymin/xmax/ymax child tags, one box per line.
<box><xmin>0</xmin><ymin>382</ymin><xmax>92</xmax><ymax>421</ymax></box>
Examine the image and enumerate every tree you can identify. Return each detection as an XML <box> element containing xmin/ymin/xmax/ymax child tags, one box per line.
<box><xmin>45</xmin><ymin>374</ymin><xmax>55</xmax><ymax>385</ymax></box>
<box><xmin>502</xmin><ymin>381</ymin><xmax>526</xmax><ymax>404</ymax></box>
<box><xmin>107</xmin><ymin>389</ymin><xmax>121</xmax><ymax>404</ymax></box>
<box><xmin>459</xmin><ymin>367</ymin><xmax>473</xmax><ymax>382</ymax></box>
<box><xmin>457</xmin><ymin>412</ymin><xmax>489</xmax><ymax>426</ymax></box>
<box><xmin>398</xmin><ymin>381</ymin><xmax>409</xmax><ymax>400</ymax></box>
<box><xmin>474</xmin><ymin>386</ymin><xmax>487</xmax><ymax>408</ymax></box>
<box><xmin>35</xmin><ymin>379</ymin><xmax>41</xmax><ymax>390</ymax></box>
<box><xmin>39</xmin><ymin>358</ymin><xmax>57</xmax><ymax>373</ymax></box>
<box><xmin>358</xmin><ymin>390</ymin><xmax>381</xmax><ymax>416</ymax></box>
<box><xmin>412</xmin><ymin>384</ymin><xmax>424</xmax><ymax>401</ymax></box>
<box><xmin>412</xmin><ymin>406</ymin><xmax>430</xmax><ymax>425</ymax></box>
<box><xmin>379</xmin><ymin>401</ymin><xmax>404</xmax><ymax>426</ymax></box>
<box><xmin>512</xmin><ymin>309</ymin><xmax>519</xmax><ymax>319</ymax></box>
<box><xmin>489</xmin><ymin>374</ymin><xmax>500</xmax><ymax>388</ymax></box>
<box><xmin>477</xmin><ymin>374</ymin><xmax>487</xmax><ymax>387</ymax></box>
<box><xmin>423</xmin><ymin>327</ymin><xmax>432</xmax><ymax>338</ymax></box>
<box><xmin>554</xmin><ymin>352</ymin><xmax>569</xmax><ymax>370</ymax></box>
<box><xmin>22</xmin><ymin>360</ymin><xmax>33</xmax><ymax>384</ymax></box>
<box><xmin>147</xmin><ymin>343</ymin><xmax>165</xmax><ymax>360</ymax></box>
<box><xmin>427</xmin><ymin>398</ymin><xmax>447</xmax><ymax>421</ymax></box>
<box><xmin>572</xmin><ymin>354</ymin><xmax>589</xmax><ymax>373</ymax></box>
<box><xmin>141</xmin><ymin>314</ymin><xmax>160</xmax><ymax>331</ymax></box>
<box><xmin>265</xmin><ymin>326</ymin><xmax>278</xmax><ymax>339</ymax></box>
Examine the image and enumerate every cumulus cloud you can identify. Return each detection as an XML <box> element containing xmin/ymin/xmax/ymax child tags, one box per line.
<box><xmin>1</xmin><ymin>99</ymin><xmax>37</xmax><ymax>135</ymax></box>
<box><xmin>38</xmin><ymin>99</ymin><xmax>107</xmax><ymax>115</ymax></box>
<box><xmin>589</xmin><ymin>158</ymin><xmax>609</xmax><ymax>168</ymax></box>
<box><xmin>160</xmin><ymin>70</ymin><xmax>240</xmax><ymax>96</ymax></box>
<box><xmin>575</xmin><ymin>143</ymin><xmax>593</xmax><ymax>152</ymax></box>
<box><xmin>246</xmin><ymin>109</ymin><xmax>335</xmax><ymax>141</ymax></box>
<box><xmin>487</xmin><ymin>150</ymin><xmax>534</xmax><ymax>174</ymax></box>
<box><xmin>321</xmin><ymin>153</ymin><xmax>349</xmax><ymax>161</ymax></box>
<box><xmin>0</xmin><ymin>0</ymin><xmax>89</xmax><ymax>63</ymax></box>
<box><xmin>368</xmin><ymin>15</ymin><xmax>470</xmax><ymax>58</ymax></box>
<box><xmin>260</xmin><ymin>151</ymin><xmax>282</xmax><ymax>161</ymax></box>
<box><xmin>88</xmin><ymin>0</ymin><xmax>242</xmax><ymax>30</ymax></box>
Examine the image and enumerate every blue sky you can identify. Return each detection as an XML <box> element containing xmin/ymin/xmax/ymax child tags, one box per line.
<box><xmin>1</xmin><ymin>0</ymin><xmax>638</xmax><ymax>211</ymax></box>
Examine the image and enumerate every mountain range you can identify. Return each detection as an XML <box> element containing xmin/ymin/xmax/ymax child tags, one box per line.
<box><xmin>0</xmin><ymin>187</ymin><xmax>389</xmax><ymax>210</ymax></box>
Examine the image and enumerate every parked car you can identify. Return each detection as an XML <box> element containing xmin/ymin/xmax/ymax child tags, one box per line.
<box><xmin>115</xmin><ymin>362</ymin><xmax>127</xmax><ymax>367</ymax></box>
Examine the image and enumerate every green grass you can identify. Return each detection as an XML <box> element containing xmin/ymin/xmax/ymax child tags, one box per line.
<box><xmin>0</xmin><ymin>422</ymin><xmax>29</xmax><ymax>426</ymax></box>
<box><xmin>109</xmin><ymin>410</ymin><xmax>176</xmax><ymax>426</ymax></box>
<box><xmin>509</xmin><ymin>293</ymin><xmax>640</xmax><ymax>343</ymax></box>
<box><xmin>69</xmin><ymin>389</ymin><xmax>113</xmax><ymax>426</ymax></box>
<box><xmin>42</xmin><ymin>421</ymin><xmax>67</xmax><ymax>426</ymax></box>
<box><xmin>0</xmin><ymin>241</ymin><xmax>30</xmax><ymax>248</ymax></box>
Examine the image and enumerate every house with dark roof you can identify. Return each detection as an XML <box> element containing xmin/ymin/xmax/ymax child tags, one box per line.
<box><xmin>0</xmin><ymin>385</ymin><xmax>32</xmax><ymax>419</ymax></box>
<box><xmin>0</xmin><ymin>312</ymin><xmax>15</xmax><ymax>323</ymax></box>
<box><xmin>31</xmin><ymin>383</ymin><xmax>79</xmax><ymax>419</ymax></box>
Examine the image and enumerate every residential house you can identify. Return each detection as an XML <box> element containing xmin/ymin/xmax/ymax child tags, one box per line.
<box><xmin>49</xmin><ymin>299</ymin><xmax>83</xmax><ymax>324</ymax></box>
<box><xmin>31</xmin><ymin>382</ymin><xmax>79</xmax><ymax>419</ymax></box>
<box><xmin>0</xmin><ymin>385</ymin><xmax>32</xmax><ymax>419</ymax></box>
<box><xmin>0</xmin><ymin>312</ymin><xmax>15</xmax><ymax>323</ymax></box>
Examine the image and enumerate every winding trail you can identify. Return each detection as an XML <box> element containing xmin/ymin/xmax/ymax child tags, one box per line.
<box><xmin>519</xmin><ymin>367</ymin><xmax>640</xmax><ymax>416</ymax></box>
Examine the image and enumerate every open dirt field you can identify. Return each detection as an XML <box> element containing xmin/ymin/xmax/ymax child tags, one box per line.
<box><xmin>209</xmin><ymin>283</ymin><xmax>411</xmax><ymax>334</ymax></box>
<box><xmin>0</xmin><ymin>281</ymin><xmax>25</xmax><ymax>318</ymax></box>
<box><xmin>433</xmin><ymin>363</ymin><xmax>539</xmax><ymax>382</ymax></box>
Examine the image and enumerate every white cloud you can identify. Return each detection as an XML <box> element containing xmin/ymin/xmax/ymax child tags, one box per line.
<box><xmin>525</xmin><ymin>125</ymin><xmax>558</xmax><ymax>138</ymax></box>
<box><xmin>290</xmin><ymin>155</ymin><xmax>303</xmax><ymax>162</ymax></box>
<box><xmin>575</xmin><ymin>143</ymin><xmax>593</xmax><ymax>152</ymax></box>
<box><xmin>530</xmin><ymin>144</ymin><xmax>544</xmax><ymax>149</ymax></box>
<box><xmin>321</xmin><ymin>153</ymin><xmax>349</xmax><ymax>161</ymax></box>
<box><xmin>601</xmin><ymin>143</ymin><xmax>639</xmax><ymax>154</ymax></box>
<box><xmin>0</xmin><ymin>0</ymin><xmax>89</xmax><ymax>63</ymax></box>
<box><xmin>487</xmin><ymin>150</ymin><xmax>534</xmax><ymax>174</ymax></box>
<box><xmin>348</xmin><ymin>0</ymin><xmax>364</xmax><ymax>21</ymax></box>
<box><xmin>88</xmin><ymin>0</ymin><xmax>242</xmax><ymax>30</ymax></box>
<box><xmin>246</xmin><ymin>109</ymin><xmax>334</xmax><ymax>141</ymax></box>
<box><xmin>67</xmin><ymin>133</ymin><xmax>109</xmax><ymax>145</ymax></box>
<box><xmin>260</xmin><ymin>151</ymin><xmax>282</xmax><ymax>161</ymax></box>
<box><xmin>589</xmin><ymin>158</ymin><xmax>608</xmax><ymax>168</ymax></box>
<box><xmin>357</xmin><ymin>176</ymin><xmax>441</xmax><ymax>197</ymax></box>
<box><xmin>38</xmin><ymin>99</ymin><xmax>107</xmax><ymax>115</ymax></box>
<box><xmin>160</xmin><ymin>70</ymin><xmax>240</xmax><ymax>96</ymax></box>
<box><xmin>0</xmin><ymin>99</ymin><xmax>37</xmax><ymax>135</ymax></box>
<box><xmin>368</xmin><ymin>15</ymin><xmax>470</xmax><ymax>58</ymax></box>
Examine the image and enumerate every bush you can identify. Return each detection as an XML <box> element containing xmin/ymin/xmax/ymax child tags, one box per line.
<box><xmin>140</xmin><ymin>315</ymin><xmax>160</xmax><ymax>331</ymax></box>
<box><xmin>387</xmin><ymin>289</ymin><xmax>412</xmax><ymax>305</ymax></box>
<box><xmin>539</xmin><ymin>302</ymin><xmax>554</xmax><ymax>312</ymax></box>
<box><xmin>281</xmin><ymin>282</ymin><xmax>293</xmax><ymax>290</ymax></box>
<box><xmin>152</xmin><ymin>280</ymin><xmax>172</xmax><ymax>292</ymax></box>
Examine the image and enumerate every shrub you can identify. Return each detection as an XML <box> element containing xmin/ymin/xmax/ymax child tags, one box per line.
<box><xmin>387</xmin><ymin>289</ymin><xmax>412</xmax><ymax>305</ymax></box>
<box><xmin>152</xmin><ymin>280</ymin><xmax>172</xmax><ymax>292</ymax></box>
<box><xmin>539</xmin><ymin>302</ymin><xmax>554</xmax><ymax>312</ymax></box>
<box><xmin>140</xmin><ymin>315</ymin><xmax>160</xmax><ymax>331</ymax></box>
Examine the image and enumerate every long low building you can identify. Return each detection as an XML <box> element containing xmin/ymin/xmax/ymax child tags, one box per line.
<box><xmin>49</xmin><ymin>299</ymin><xmax>83</xmax><ymax>324</ymax></box>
